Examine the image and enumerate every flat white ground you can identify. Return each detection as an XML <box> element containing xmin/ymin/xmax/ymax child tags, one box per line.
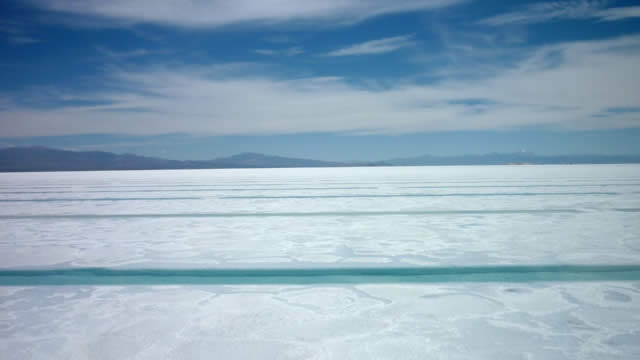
<box><xmin>1</xmin><ymin>165</ymin><xmax>639</xmax><ymax>359</ymax></box>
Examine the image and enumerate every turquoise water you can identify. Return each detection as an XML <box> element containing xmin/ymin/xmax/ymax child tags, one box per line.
<box><xmin>2</xmin><ymin>265</ymin><xmax>640</xmax><ymax>285</ymax></box>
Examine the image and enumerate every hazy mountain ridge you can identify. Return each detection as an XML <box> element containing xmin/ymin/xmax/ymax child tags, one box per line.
<box><xmin>388</xmin><ymin>152</ymin><xmax>640</xmax><ymax>165</ymax></box>
<box><xmin>0</xmin><ymin>147</ymin><xmax>362</xmax><ymax>172</ymax></box>
<box><xmin>1</xmin><ymin>147</ymin><xmax>639</xmax><ymax>172</ymax></box>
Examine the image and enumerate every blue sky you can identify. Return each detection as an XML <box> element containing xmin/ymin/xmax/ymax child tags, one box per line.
<box><xmin>1</xmin><ymin>0</ymin><xmax>639</xmax><ymax>160</ymax></box>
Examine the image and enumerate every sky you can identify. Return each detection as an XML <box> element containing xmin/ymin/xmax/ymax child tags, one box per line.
<box><xmin>1</xmin><ymin>0</ymin><xmax>639</xmax><ymax>161</ymax></box>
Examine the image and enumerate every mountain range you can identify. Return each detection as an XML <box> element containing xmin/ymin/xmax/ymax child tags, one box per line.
<box><xmin>1</xmin><ymin>146</ymin><xmax>639</xmax><ymax>172</ymax></box>
<box><xmin>0</xmin><ymin>147</ymin><xmax>382</xmax><ymax>172</ymax></box>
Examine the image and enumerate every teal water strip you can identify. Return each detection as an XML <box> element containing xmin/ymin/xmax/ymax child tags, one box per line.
<box><xmin>1</xmin><ymin>265</ymin><xmax>640</xmax><ymax>286</ymax></box>
<box><xmin>0</xmin><ymin>209</ymin><xmax>581</xmax><ymax>220</ymax></box>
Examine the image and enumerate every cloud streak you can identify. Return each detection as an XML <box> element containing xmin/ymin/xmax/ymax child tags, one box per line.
<box><xmin>95</xmin><ymin>46</ymin><xmax>151</xmax><ymax>60</ymax></box>
<box><xmin>597</xmin><ymin>6</ymin><xmax>640</xmax><ymax>21</ymax></box>
<box><xmin>27</xmin><ymin>0</ymin><xmax>464</xmax><ymax>28</ymax></box>
<box><xmin>326</xmin><ymin>35</ymin><xmax>415</xmax><ymax>56</ymax></box>
<box><xmin>480</xmin><ymin>1</ymin><xmax>640</xmax><ymax>26</ymax></box>
<box><xmin>0</xmin><ymin>19</ymin><xmax>39</xmax><ymax>45</ymax></box>
<box><xmin>255</xmin><ymin>47</ymin><xmax>304</xmax><ymax>56</ymax></box>
<box><xmin>1</xmin><ymin>35</ymin><xmax>639</xmax><ymax>136</ymax></box>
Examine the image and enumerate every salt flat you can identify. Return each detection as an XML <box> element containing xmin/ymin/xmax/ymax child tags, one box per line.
<box><xmin>1</xmin><ymin>165</ymin><xmax>639</xmax><ymax>359</ymax></box>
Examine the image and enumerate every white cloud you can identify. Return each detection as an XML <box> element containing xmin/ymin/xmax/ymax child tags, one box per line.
<box><xmin>0</xmin><ymin>19</ymin><xmax>39</xmax><ymax>45</ymax></box>
<box><xmin>27</xmin><ymin>0</ymin><xmax>464</xmax><ymax>28</ymax></box>
<box><xmin>284</xmin><ymin>47</ymin><xmax>304</xmax><ymax>56</ymax></box>
<box><xmin>480</xmin><ymin>1</ymin><xmax>640</xmax><ymax>25</ymax></box>
<box><xmin>326</xmin><ymin>35</ymin><xmax>415</xmax><ymax>56</ymax></box>
<box><xmin>254</xmin><ymin>49</ymin><xmax>276</xmax><ymax>56</ymax></box>
<box><xmin>6</xmin><ymin>35</ymin><xmax>38</xmax><ymax>44</ymax></box>
<box><xmin>95</xmin><ymin>46</ymin><xmax>150</xmax><ymax>60</ymax></box>
<box><xmin>597</xmin><ymin>6</ymin><xmax>640</xmax><ymax>21</ymax></box>
<box><xmin>255</xmin><ymin>47</ymin><xmax>304</xmax><ymax>56</ymax></box>
<box><xmin>1</xmin><ymin>35</ymin><xmax>639</xmax><ymax>136</ymax></box>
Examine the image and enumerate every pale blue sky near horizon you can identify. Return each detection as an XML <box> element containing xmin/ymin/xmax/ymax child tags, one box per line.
<box><xmin>1</xmin><ymin>0</ymin><xmax>640</xmax><ymax>160</ymax></box>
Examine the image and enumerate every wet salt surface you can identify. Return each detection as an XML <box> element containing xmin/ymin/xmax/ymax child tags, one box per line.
<box><xmin>1</xmin><ymin>165</ymin><xmax>639</xmax><ymax>359</ymax></box>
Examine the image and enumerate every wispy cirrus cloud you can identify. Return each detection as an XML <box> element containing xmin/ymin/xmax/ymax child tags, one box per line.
<box><xmin>0</xmin><ymin>19</ymin><xmax>39</xmax><ymax>45</ymax></box>
<box><xmin>2</xmin><ymin>35</ymin><xmax>639</xmax><ymax>136</ymax></box>
<box><xmin>95</xmin><ymin>46</ymin><xmax>151</xmax><ymax>60</ymax></box>
<box><xmin>326</xmin><ymin>35</ymin><xmax>415</xmax><ymax>56</ymax></box>
<box><xmin>597</xmin><ymin>5</ymin><xmax>640</xmax><ymax>21</ymax></box>
<box><xmin>255</xmin><ymin>47</ymin><xmax>304</xmax><ymax>57</ymax></box>
<box><xmin>480</xmin><ymin>0</ymin><xmax>640</xmax><ymax>26</ymax></box>
<box><xmin>26</xmin><ymin>0</ymin><xmax>464</xmax><ymax>28</ymax></box>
